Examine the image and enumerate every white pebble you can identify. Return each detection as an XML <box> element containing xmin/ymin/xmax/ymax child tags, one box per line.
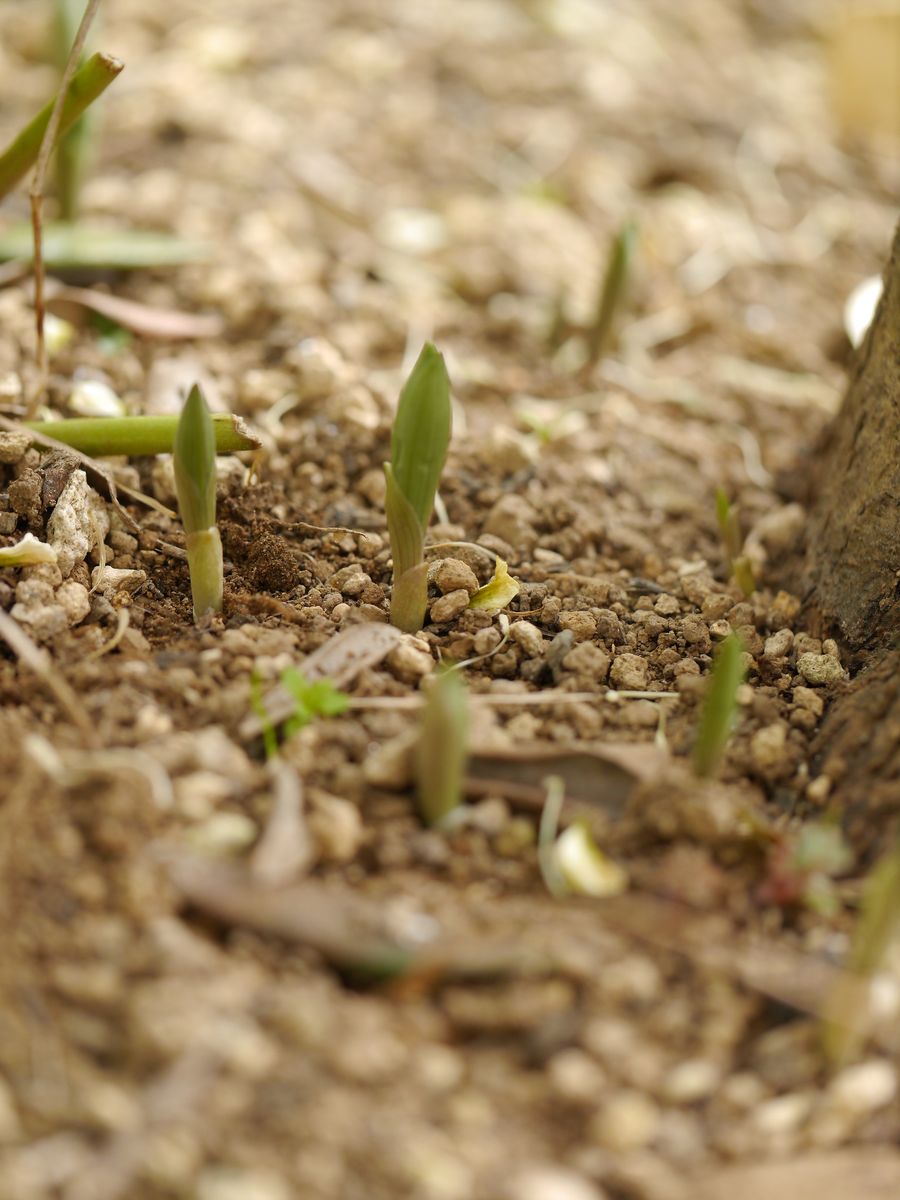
<box><xmin>828</xmin><ymin>1059</ymin><xmax>897</xmax><ymax>1114</ymax></box>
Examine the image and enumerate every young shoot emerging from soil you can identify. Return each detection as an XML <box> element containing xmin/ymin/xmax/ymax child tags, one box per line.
<box><xmin>384</xmin><ymin>343</ymin><xmax>451</xmax><ymax>633</ymax></box>
<box><xmin>173</xmin><ymin>383</ymin><xmax>223</xmax><ymax>622</ymax></box>
<box><xmin>416</xmin><ymin>666</ymin><xmax>468</xmax><ymax>826</ymax></box>
<box><xmin>692</xmin><ymin>631</ymin><xmax>745</xmax><ymax>778</ymax></box>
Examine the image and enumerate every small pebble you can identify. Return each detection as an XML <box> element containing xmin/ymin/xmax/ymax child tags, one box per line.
<box><xmin>508</xmin><ymin>1165</ymin><xmax>607</xmax><ymax>1200</ymax></box>
<box><xmin>662</xmin><ymin>1059</ymin><xmax>722</xmax><ymax>1105</ymax></box>
<box><xmin>509</xmin><ymin>620</ymin><xmax>544</xmax><ymax>658</ymax></box>
<box><xmin>609</xmin><ymin>653</ymin><xmax>649</xmax><ymax>691</ymax></box>
<box><xmin>797</xmin><ymin>653</ymin><xmax>845</xmax><ymax>685</ymax></box>
<box><xmin>433</xmin><ymin>558</ymin><xmax>479</xmax><ymax>595</ymax></box>
<box><xmin>828</xmin><ymin>1059</ymin><xmax>897</xmax><ymax>1114</ymax></box>
<box><xmin>430</xmin><ymin>589</ymin><xmax>470</xmax><ymax>623</ymax></box>
<box><xmin>590</xmin><ymin>1090</ymin><xmax>660</xmax><ymax>1151</ymax></box>
<box><xmin>558</xmin><ymin>611</ymin><xmax>597</xmax><ymax>641</ymax></box>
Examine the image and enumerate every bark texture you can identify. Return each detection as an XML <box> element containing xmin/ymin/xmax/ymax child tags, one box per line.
<box><xmin>805</xmin><ymin>221</ymin><xmax>900</xmax><ymax>853</ymax></box>
<box><xmin>805</xmin><ymin>220</ymin><xmax>900</xmax><ymax>652</ymax></box>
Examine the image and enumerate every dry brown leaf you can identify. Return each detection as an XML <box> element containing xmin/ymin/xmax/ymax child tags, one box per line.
<box><xmin>45</xmin><ymin>282</ymin><xmax>224</xmax><ymax>340</ymax></box>
<box><xmin>467</xmin><ymin>741</ymin><xmax>665</xmax><ymax>818</ymax></box>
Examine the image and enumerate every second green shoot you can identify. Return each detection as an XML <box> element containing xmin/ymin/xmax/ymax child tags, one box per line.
<box><xmin>173</xmin><ymin>384</ymin><xmax>223</xmax><ymax>622</ymax></box>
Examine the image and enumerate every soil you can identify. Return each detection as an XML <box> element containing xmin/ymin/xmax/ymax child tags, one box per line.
<box><xmin>1</xmin><ymin>2</ymin><xmax>899</xmax><ymax>1199</ymax></box>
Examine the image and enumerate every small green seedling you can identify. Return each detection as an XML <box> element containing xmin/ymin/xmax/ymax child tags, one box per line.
<box><xmin>280</xmin><ymin>669</ymin><xmax>350</xmax><ymax>738</ymax></box>
<box><xmin>586</xmin><ymin>217</ymin><xmax>638</xmax><ymax>363</ymax></box>
<box><xmin>384</xmin><ymin>343</ymin><xmax>452</xmax><ymax>632</ymax></box>
<box><xmin>715</xmin><ymin>488</ymin><xmax>755</xmax><ymax>597</ymax></box>
<box><xmin>416</xmin><ymin>666</ymin><xmax>468</xmax><ymax>826</ymax></box>
<box><xmin>250</xmin><ymin>667</ymin><xmax>349</xmax><ymax>760</ymax></box>
<box><xmin>692</xmin><ymin>632</ymin><xmax>745</xmax><ymax>777</ymax></box>
<box><xmin>173</xmin><ymin>384</ymin><xmax>223</xmax><ymax>622</ymax></box>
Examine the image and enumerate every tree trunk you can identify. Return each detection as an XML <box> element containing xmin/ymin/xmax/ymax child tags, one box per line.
<box><xmin>804</xmin><ymin>220</ymin><xmax>900</xmax><ymax>854</ymax></box>
<box><xmin>805</xmin><ymin>221</ymin><xmax>900</xmax><ymax>653</ymax></box>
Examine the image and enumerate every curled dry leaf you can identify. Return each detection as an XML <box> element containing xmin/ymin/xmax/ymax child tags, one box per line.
<box><xmin>45</xmin><ymin>282</ymin><xmax>224</xmax><ymax>341</ymax></box>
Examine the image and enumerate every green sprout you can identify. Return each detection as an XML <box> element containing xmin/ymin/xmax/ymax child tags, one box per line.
<box><xmin>384</xmin><ymin>343</ymin><xmax>452</xmax><ymax>632</ymax></box>
<box><xmin>715</xmin><ymin>488</ymin><xmax>756</xmax><ymax>597</ymax></box>
<box><xmin>586</xmin><ymin>217</ymin><xmax>638</xmax><ymax>363</ymax></box>
<box><xmin>249</xmin><ymin>667</ymin><xmax>349</xmax><ymax>759</ymax></box>
<box><xmin>280</xmin><ymin>669</ymin><xmax>350</xmax><ymax>738</ymax></box>
<box><xmin>416</xmin><ymin>666</ymin><xmax>468</xmax><ymax>826</ymax></box>
<box><xmin>0</xmin><ymin>51</ymin><xmax>121</xmax><ymax>202</ymax></box>
<box><xmin>173</xmin><ymin>384</ymin><xmax>223</xmax><ymax>622</ymax></box>
<box><xmin>692</xmin><ymin>632</ymin><xmax>746</xmax><ymax>778</ymax></box>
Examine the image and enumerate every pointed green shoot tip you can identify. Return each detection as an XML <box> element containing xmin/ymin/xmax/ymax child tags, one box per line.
<box><xmin>692</xmin><ymin>632</ymin><xmax>746</xmax><ymax>778</ymax></box>
<box><xmin>391</xmin><ymin>342</ymin><xmax>452</xmax><ymax>531</ymax></box>
<box><xmin>174</xmin><ymin>384</ymin><xmax>216</xmax><ymax>535</ymax></box>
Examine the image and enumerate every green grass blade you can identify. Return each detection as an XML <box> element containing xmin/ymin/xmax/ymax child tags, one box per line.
<box><xmin>390</xmin><ymin>343</ymin><xmax>451</xmax><ymax>530</ymax></box>
<box><xmin>0</xmin><ymin>222</ymin><xmax>208</xmax><ymax>268</ymax></box>
<box><xmin>25</xmin><ymin>413</ymin><xmax>260</xmax><ymax>457</ymax></box>
<box><xmin>586</xmin><ymin>218</ymin><xmax>638</xmax><ymax>363</ymax></box>
<box><xmin>416</xmin><ymin>668</ymin><xmax>469</xmax><ymax>826</ymax></box>
<box><xmin>0</xmin><ymin>52</ymin><xmax>122</xmax><ymax>201</ymax></box>
<box><xmin>174</xmin><ymin>385</ymin><xmax>217</xmax><ymax>534</ymax></box>
<box><xmin>692</xmin><ymin>632</ymin><xmax>745</xmax><ymax>778</ymax></box>
<box><xmin>53</xmin><ymin>0</ymin><xmax>94</xmax><ymax>221</ymax></box>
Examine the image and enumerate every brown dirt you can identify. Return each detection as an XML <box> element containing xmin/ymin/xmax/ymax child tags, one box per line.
<box><xmin>0</xmin><ymin>2</ymin><xmax>899</xmax><ymax>1199</ymax></box>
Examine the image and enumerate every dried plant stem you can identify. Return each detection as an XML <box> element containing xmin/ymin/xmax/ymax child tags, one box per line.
<box><xmin>28</xmin><ymin>0</ymin><xmax>103</xmax><ymax>417</ymax></box>
<box><xmin>0</xmin><ymin>608</ymin><xmax>98</xmax><ymax>745</ymax></box>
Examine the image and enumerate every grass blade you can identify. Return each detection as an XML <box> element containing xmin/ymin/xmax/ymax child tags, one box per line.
<box><xmin>586</xmin><ymin>218</ymin><xmax>638</xmax><ymax>363</ymax></box>
<box><xmin>692</xmin><ymin>632</ymin><xmax>745</xmax><ymax>777</ymax></box>
<box><xmin>0</xmin><ymin>222</ymin><xmax>208</xmax><ymax>268</ymax></box>
<box><xmin>0</xmin><ymin>51</ymin><xmax>121</xmax><ymax>202</ymax></box>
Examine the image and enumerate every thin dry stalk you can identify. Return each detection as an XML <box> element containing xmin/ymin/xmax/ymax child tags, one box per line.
<box><xmin>28</xmin><ymin>0</ymin><xmax>102</xmax><ymax>416</ymax></box>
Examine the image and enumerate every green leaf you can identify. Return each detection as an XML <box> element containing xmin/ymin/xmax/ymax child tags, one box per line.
<box><xmin>173</xmin><ymin>384</ymin><xmax>217</xmax><ymax>535</ymax></box>
<box><xmin>0</xmin><ymin>222</ymin><xmax>209</xmax><ymax>268</ymax></box>
<box><xmin>281</xmin><ymin>669</ymin><xmax>350</xmax><ymax>738</ymax></box>
<box><xmin>692</xmin><ymin>632</ymin><xmax>746</xmax><ymax>778</ymax></box>
<box><xmin>416</xmin><ymin>667</ymin><xmax>469</xmax><ymax>826</ymax></box>
<box><xmin>390</xmin><ymin>343</ymin><xmax>451</xmax><ymax>530</ymax></box>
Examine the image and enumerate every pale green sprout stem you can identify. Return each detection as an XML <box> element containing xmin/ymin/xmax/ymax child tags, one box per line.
<box><xmin>715</xmin><ymin>488</ymin><xmax>756</xmax><ymax>597</ymax></box>
<box><xmin>25</xmin><ymin>413</ymin><xmax>259</xmax><ymax>457</ymax></box>
<box><xmin>587</xmin><ymin>218</ymin><xmax>638</xmax><ymax>363</ymax></box>
<box><xmin>823</xmin><ymin>839</ymin><xmax>900</xmax><ymax>1063</ymax></box>
<box><xmin>53</xmin><ymin>0</ymin><xmax>94</xmax><ymax>221</ymax></box>
<box><xmin>416</xmin><ymin>667</ymin><xmax>468</xmax><ymax>826</ymax></box>
<box><xmin>0</xmin><ymin>52</ymin><xmax>121</xmax><ymax>202</ymax></box>
<box><xmin>692</xmin><ymin>632</ymin><xmax>746</xmax><ymax>778</ymax></box>
<box><xmin>0</xmin><ymin>534</ymin><xmax>58</xmax><ymax>567</ymax></box>
<box><xmin>173</xmin><ymin>384</ymin><xmax>223</xmax><ymax>622</ymax></box>
<box><xmin>385</xmin><ymin>343</ymin><xmax>452</xmax><ymax>632</ymax></box>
